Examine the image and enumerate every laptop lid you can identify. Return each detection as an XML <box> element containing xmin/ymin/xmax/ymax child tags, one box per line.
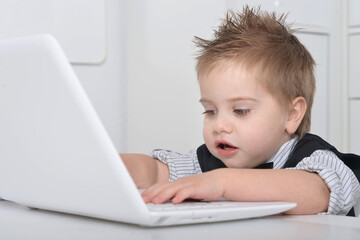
<box><xmin>0</xmin><ymin>34</ymin><xmax>152</xmax><ymax>225</ymax></box>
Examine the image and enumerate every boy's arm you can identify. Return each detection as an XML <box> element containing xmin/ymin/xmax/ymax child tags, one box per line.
<box><xmin>142</xmin><ymin>168</ymin><xmax>330</xmax><ymax>214</ymax></box>
<box><xmin>120</xmin><ymin>154</ymin><xmax>169</xmax><ymax>189</ymax></box>
<box><xmin>218</xmin><ymin>168</ymin><xmax>330</xmax><ymax>214</ymax></box>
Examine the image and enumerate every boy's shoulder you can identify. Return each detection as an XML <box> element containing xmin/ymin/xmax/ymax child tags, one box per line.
<box><xmin>284</xmin><ymin>134</ymin><xmax>360</xmax><ymax>179</ymax></box>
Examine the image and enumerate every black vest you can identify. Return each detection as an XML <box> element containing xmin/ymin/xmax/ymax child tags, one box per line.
<box><xmin>196</xmin><ymin>133</ymin><xmax>360</xmax><ymax>216</ymax></box>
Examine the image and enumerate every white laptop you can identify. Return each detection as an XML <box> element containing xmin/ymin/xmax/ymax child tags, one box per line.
<box><xmin>0</xmin><ymin>34</ymin><xmax>296</xmax><ymax>226</ymax></box>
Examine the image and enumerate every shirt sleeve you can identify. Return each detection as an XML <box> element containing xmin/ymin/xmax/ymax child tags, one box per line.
<box><xmin>147</xmin><ymin>149</ymin><xmax>203</xmax><ymax>182</ymax></box>
<box><xmin>290</xmin><ymin>149</ymin><xmax>360</xmax><ymax>215</ymax></box>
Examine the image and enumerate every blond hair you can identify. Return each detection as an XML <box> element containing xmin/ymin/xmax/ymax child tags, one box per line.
<box><xmin>194</xmin><ymin>6</ymin><xmax>315</xmax><ymax>138</ymax></box>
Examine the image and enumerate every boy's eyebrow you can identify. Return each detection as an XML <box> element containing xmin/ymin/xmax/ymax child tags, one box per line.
<box><xmin>199</xmin><ymin>97</ymin><xmax>259</xmax><ymax>103</ymax></box>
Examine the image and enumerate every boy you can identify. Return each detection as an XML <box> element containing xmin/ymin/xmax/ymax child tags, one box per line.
<box><xmin>121</xmin><ymin>6</ymin><xmax>360</xmax><ymax>215</ymax></box>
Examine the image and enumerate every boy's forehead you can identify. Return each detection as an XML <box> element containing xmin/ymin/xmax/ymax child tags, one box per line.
<box><xmin>198</xmin><ymin>59</ymin><xmax>286</xmax><ymax>105</ymax></box>
<box><xmin>199</xmin><ymin>64</ymin><xmax>265</xmax><ymax>96</ymax></box>
<box><xmin>199</xmin><ymin>59</ymin><xmax>261</xmax><ymax>86</ymax></box>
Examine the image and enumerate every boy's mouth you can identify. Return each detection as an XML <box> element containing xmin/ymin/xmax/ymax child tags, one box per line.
<box><xmin>215</xmin><ymin>140</ymin><xmax>238</xmax><ymax>151</ymax></box>
<box><xmin>215</xmin><ymin>141</ymin><xmax>239</xmax><ymax>156</ymax></box>
<box><xmin>218</xmin><ymin>142</ymin><xmax>237</xmax><ymax>150</ymax></box>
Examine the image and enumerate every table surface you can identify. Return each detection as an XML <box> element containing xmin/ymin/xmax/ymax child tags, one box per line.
<box><xmin>1</xmin><ymin>200</ymin><xmax>360</xmax><ymax>240</ymax></box>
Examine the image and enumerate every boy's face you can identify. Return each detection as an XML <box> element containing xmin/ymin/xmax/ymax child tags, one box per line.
<box><xmin>199</xmin><ymin>63</ymin><xmax>291</xmax><ymax>168</ymax></box>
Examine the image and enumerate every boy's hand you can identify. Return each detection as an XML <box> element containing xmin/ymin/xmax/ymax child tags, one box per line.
<box><xmin>141</xmin><ymin>169</ymin><xmax>225</xmax><ymax>204</ymax></box>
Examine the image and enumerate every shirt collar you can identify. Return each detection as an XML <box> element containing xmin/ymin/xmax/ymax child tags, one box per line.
<box><xmin>267</xmin><ymin>136</ymin><xmax>299</xmax><ymax>169</ymax></box>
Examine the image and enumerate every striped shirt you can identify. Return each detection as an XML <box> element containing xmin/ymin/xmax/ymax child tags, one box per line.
<box><xmin>148</xmin><ymin>136</ymin><xmax>360</xmax><ymax>216</ymax></box>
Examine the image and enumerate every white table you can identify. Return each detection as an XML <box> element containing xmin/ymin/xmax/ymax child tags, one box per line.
<box><xmin>1</xmin><ymin>200</ymin><xmax>360</xmax><ymax>240</ymax></box>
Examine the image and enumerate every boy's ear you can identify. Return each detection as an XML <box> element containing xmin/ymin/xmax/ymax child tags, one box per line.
<box><xmin>285</xmin><ymin>97</ymin><xmax>307</xmax><ymax>135</ymax></box>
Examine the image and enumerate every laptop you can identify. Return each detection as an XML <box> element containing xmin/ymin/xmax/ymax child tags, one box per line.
<box><xmin>0</xmin><ymin>34</ymin><xmax>296</xmax><ymax>226</ymax></box>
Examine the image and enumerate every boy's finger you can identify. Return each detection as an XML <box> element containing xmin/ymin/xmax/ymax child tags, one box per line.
<box><xmin>141</xmin><ymin>183</ymin><xmax>167</xmax><ymax>202</ymax></box>
<box><xmin>171</xmin><ymin>188</ymin><xmax>193</xmax><ymax>204</ymax></box>
<box><xmin>152</xmin><ymin>183</ymin><xmax>183</xmax><ymax>204</ymax></box>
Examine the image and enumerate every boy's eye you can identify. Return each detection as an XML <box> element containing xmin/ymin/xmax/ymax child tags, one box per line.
<box><xmin>234</xmin><ymin>109</ymin><xmax>250</xmax><ymax>115</ymax></box>
<box><xmin>202</xmin><ymin>110</ymin><xmax>217</xmax><ymax>116</ymax></box>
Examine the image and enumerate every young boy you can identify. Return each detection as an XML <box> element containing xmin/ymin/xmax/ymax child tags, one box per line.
<box><xmin>121</xmin><ymin>6</ymin><xmax>360</xmax><ymax>215</ymax></box>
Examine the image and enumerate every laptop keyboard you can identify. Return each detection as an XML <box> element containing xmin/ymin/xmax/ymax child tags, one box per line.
<box><xmin>146</xmin><ymin>201</ymin><xmax>241</xmax><ymax>211</ymax></box>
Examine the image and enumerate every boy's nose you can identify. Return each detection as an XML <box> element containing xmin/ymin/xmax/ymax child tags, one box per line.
<box><xmin>214</xmin><ymin>117</ymin><xmax>233</xmax><ymax>134</ymax></box>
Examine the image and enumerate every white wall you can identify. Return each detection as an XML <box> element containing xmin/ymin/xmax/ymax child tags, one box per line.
<box><xmin>0</xmin><ymin>0</ymin><xmax>128</xmax><ymax>152</ymax></box>
<box><xmin>348</xmin><ymin>0</ymin><xmax>360</xmax><ymax>154</ymax></box>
